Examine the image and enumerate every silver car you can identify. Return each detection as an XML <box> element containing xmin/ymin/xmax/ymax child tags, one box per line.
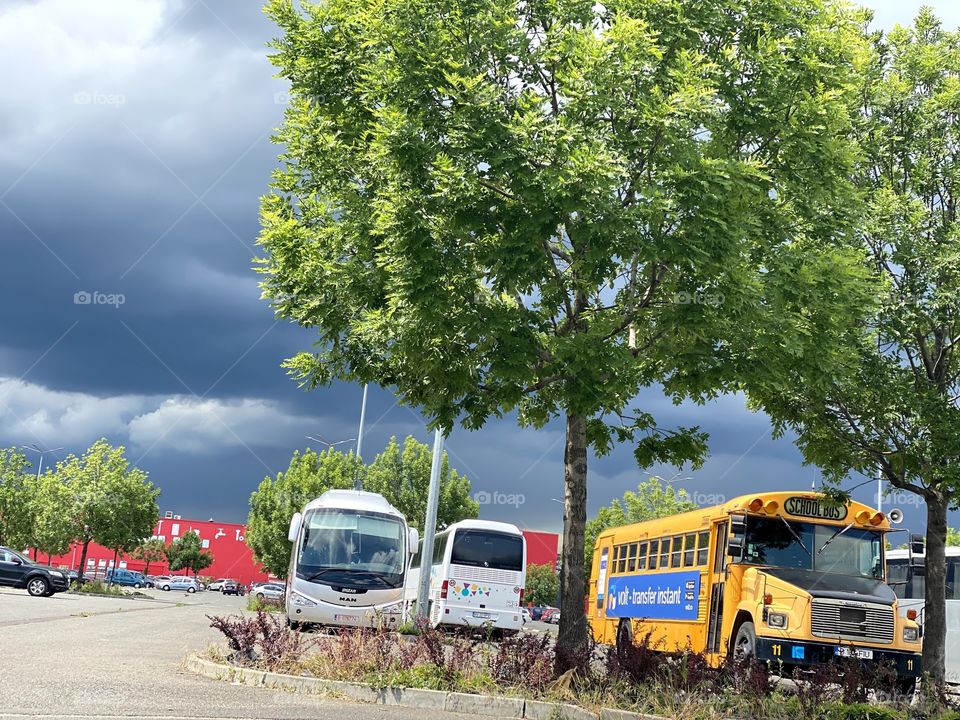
<box><xmin>252</xmin><ymin>582</ymin><xmax>284</xmax><ymax>600</ymax></box>
<box><xmin>159</xmin><ymin>576</ymin><xmax>200</xmax><ymax>593</ymax></box>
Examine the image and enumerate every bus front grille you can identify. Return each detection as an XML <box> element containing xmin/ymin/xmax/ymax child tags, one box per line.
<box><xmin>810</xmin><ymin>599</ymin><xmax>895</xmax><ymax>644</ymax></box>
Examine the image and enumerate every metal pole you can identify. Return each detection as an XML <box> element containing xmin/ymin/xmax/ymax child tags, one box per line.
<box><xmin>416</xmin><ymin>428</ymin><xmax>444</xmax><ymax>618</ymax></box>
<box><xmin>877</xmin><ymin>465</ymin><xmax>883</xmax><ymax>513</ymax></box>
<box><xmin>354</xmin><ymin>384</ymin><xmax>368</xmax><ymax>491</ymax></box>
<box><xmin>36</xmin><ymin>454</ymin><xmax>42</xmax><ymax>479</ymax></box>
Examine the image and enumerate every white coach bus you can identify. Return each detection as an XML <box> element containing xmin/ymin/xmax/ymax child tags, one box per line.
<box><xmin>887</xmin><ymin>546</ymin><xmax>960</xmax><ymax>685</ymax></box>
<box><xmin>285</xmin><ymin>489</ymin><xmax>418</xmax><ymax>629</ymax></box>
<box><xmin>406</xmin><ymin>519</ymin><xmax>526</xmax><ymax>636</ymax></box>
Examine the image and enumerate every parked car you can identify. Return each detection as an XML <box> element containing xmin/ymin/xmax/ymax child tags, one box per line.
<box><xmin>221</xmin><ymin>580</ymin><xmax>244</xmax><ymax>596</ymax></box>
<box><xmin>159</xmin><ymin>576</ymin><xmax>200</xmax><ymax>593</ymax></box>
<box><xmin>548</xmin><ymin>611</ymin><xmax>561</xmax><ymax>625</ymax></box>
<box><xmin>206</xmin><ymin>578</ymin><xmax>232</xmax><ymax>592</ymax></box>
<box><xmin>253</xmin><ymin>583</ymin><xmax>285</xmax><ymax>600</ymax></box>
<box><xmin>530</xmin><ymin>605</ymin><xmax>548</xmax><ymax>621</ymax></box>
<box><xmin>104</xmin><ymin>568</ymin><xmax>149</xmax><ymax>588</ymax></box>
<box><xmin>65</xmin><ymin>570</ymin><xmax>88</xmax><ymax>586</ymax></box>
<box><xmin>0</xmin><ymin>547</ymin><xmax>69</xmax><ymax>597</ymax></box>
<box><xmin>540</xmin><ymin>607</ymin><xmax>558</xmax><ymax>623</ymax></box>
<box><xmin>521</xmin><ymin>608</ymin><xmax>531</xmax><ymax>624</ymax></box>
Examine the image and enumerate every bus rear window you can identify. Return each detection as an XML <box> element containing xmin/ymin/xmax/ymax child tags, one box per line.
<box><xmin>451</xmin><ymin>530</ymin><xmax>523</xmax><ymax>572</ymax></box>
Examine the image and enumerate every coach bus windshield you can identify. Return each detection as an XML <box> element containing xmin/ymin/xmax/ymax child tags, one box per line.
<box><xmin>296</xmin><ymin>508</ymin><xmax>405</xmax><ymax>588</ymax></box>
<box><xmin>743</xmin><ymin>516</ymin><xmax>884</xmax><ymax>579</ymax></box>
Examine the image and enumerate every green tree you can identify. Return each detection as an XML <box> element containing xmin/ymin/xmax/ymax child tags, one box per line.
<box><xmin>947</xmin><ymin>529</ymin><xmax>960</xmax><ymax>548</ymax></box>
<box><xmin>584</xmin><ymin>477</ymin><xmax>697</xmax><ymax>576</ymax></box>
<box><xmin>95</xmin><ymin>466</ymin><xmax>160</xmax><ymax>583</ymax></box>
<box><xmin>246</xmin><ymin>447</ymin><xmax>359</xmax><ymax>577</ymax></box>
<box><xmin>742</xmin><ymin>10</ymin><xmax>960</xmax><ymax>685</ymax></box>
<box><xmin>165</xmin><ymin>531</ymin><xmax>213</xmax><ymax>578</ymax></box>
<box><xmin>364</xmin><ymin>436</ymin><xmax>479</xmax><ymax>531</ymax></box>
<box><xmin>130</xmin><ymin>537</ymin><xmax>167</xmax><ymax>576</ymax></box>
<box><xmin>526</xmin><ymin>563</ymin><xmax>560</xmax><ymax>607</ymax></box>
<box><xmin>259</xmin><ymin>0</ymin><xmax>870</xmax><ymax>667</ymax></box>
<box><xmin>30</xmin><ymin>471</ymin><xmax>77</xmax><ymax>562</ymax></box>
<box><xmin>54</xmin><ymin>439</ymin><xmax>152</xmax><ymax>582</ymax></box>
<box><xmin>0</xmin><ymin>448</ymin><xmax>34</xmax><ymax>550</ymax></box>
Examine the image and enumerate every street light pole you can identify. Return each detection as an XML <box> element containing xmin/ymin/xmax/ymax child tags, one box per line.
<box><xmin>20</xmin><ymin>444</ymin><xmax>64</xmax><ymax>479</ymax></box>
<box><xmin>354</xmin><ymin>384</ymin><xmax>368</xmax><ymax>491</ymax></box>
<box><xmin>416</xmin><ymin>428</ymin><xmax>444</xmax><ymax>619</ymax></box>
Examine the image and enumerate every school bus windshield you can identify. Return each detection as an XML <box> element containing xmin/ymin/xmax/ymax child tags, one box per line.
<box><xmin>743</xmin><ymin>516</ymin><xmax>884</xmax><ymax>579</ymax></box>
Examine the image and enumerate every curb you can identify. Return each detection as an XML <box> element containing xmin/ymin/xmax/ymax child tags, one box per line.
<box><xmin>186</xmin><ymin>655</ymin><xmax>672</xmax><ymax>719</ymax></box>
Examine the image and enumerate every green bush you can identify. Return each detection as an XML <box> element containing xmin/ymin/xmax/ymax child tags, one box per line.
<box><xmin>73</xmin><ymin>580</ymin><xmax>127</xmax><ymax>596</ymax></box>
<box><xmin>823</xmin><ymin>703</ymin><xmax>906</xmax><ymax>720</ymax></box>
<box><xmin>246</xmin><ymin>595</ymin><xmax>284</xmax><ymax>613</ymax></box>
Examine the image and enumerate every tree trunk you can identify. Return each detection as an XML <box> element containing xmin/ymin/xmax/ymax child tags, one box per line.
<box><xmin>924</xmin><ymin>493</ymin><xmax>948</xmax><ymax>687</ymax></box>
<box><xmin>76</xmin><ymin>537</ymin><xmax>92</xmax><ymax>582</ymax></box>
<box><xmin>555</xmin><ymin>411</ymin><xmax>589</xmax><ymax>674</ymax></box>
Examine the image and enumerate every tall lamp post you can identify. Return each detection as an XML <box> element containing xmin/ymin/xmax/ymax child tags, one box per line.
<box><xmin>20</xmin><ymin>444</ymin><xmax>64</xmax><ymax>479</ymax></box>
<box><xmin>354</xmin><ymin>384</ymin><xmax>368</xmax><ymax>491</ymax></box>
<box><xmin>305</xmin><ymin>435</ymin><xmax>355</xmax><ymax>449</ymax></box>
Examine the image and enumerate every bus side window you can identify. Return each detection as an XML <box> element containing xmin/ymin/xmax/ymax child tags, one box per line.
<box><xmin>671</xmin><ymin>537</ymin><xmax>682</xmax><ymax>568</ymax></box>
<box><xmin>697</xmin><ymin>531</ymin><xmax>709</xmax><ymax>566</ymax></box>
<box><xmin>612</xmin><ymin>545</ymin><xmax>621</xmax><ymax>574</ymax></box>
<box><xmin>637</xmin><ymin>542</ymin><xmax>648</xmax><ymax>571</ymax></box>
<box><xmin>627</xmin><ymin>543</ymin><xmax>638</xmax><ymax>572</ymax></box>
<box><xmin>617</xmin><ymin>545</ymin><xmax>627</xmax><ymax>574</ymax></box>
<box><xmin>648</xmin><ymin>540</ymin><xmax>659</xmax><ymax>570</ymax></box>
<box><xmin>660</xmin><ymin>538</ymin><xmax>670</xmax><ymax>568</ymax></box>
<box><xmin>683</xmin><ymin>533</ymin><xmax>696</xmax><ymax>567</ymax></box>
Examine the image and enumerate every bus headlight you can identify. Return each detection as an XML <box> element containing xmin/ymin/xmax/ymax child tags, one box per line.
<box><xmin>767</xmin><ymin>612</ymin><xmax>788</xmax><ymax>629</ymax></box>
<box><xmin>381</xmin><ymin>602</ymin><xmax>403</xmax><ymax>614</ymax></box>
<box><xmin>903</xmin><ymin>627</ymin><xmax>919</xmax><ymax>643</ymax></box>
<box><xmin>290</xmin><ymin>592</ymin><xmax>317</xmax><ymax>607</ymax></box>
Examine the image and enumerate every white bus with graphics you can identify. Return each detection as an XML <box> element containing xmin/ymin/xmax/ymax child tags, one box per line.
<box><xmin>286</xmin><ymin>489</ymin><xmax>419</xmax><ymax>629</ymax></box>
<box><xmin>405</xmin><ymin>519</ymin><xmax>526</xmax><ymax>635</ymax></box>
<box><xmin>887</xmin><ymin>546</ymin><xmax>960</xmax><ymax>684</ymax></box>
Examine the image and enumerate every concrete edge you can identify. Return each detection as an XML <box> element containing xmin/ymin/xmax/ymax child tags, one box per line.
<box><xmin>184</xmin><ymin>655</ymin><xmax>678</xmax><ymax>720</ymax></box>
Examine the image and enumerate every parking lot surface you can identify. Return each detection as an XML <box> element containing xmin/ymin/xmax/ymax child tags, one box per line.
<box><xmin>0</xmin><ymin>586</ymin><xmax>479</xmax><ymax>720</ymax></box>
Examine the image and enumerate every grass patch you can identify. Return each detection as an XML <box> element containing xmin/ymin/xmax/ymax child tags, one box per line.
<box><xmin>246</xmin><ymin>595</ymin><xmax>284</xmax><ymax>613</ymax></box>
<box><xmin>72</xmin><ymin>580</ymin><xmax>128</xmax><ymax>596</ymax></box>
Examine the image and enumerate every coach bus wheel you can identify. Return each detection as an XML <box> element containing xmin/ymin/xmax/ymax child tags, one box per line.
<box><xmin>616</xmin><ymin>621</ymin><xmax>633</xmax><ymax>657</ymax></box>
<box><xmin>733</xmin><ymin>621</ymin><xmax>756</xmax><ymax>660</ymax></box>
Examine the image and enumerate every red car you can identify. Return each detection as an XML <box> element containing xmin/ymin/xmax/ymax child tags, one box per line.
<box><xmin>541</xmin><ymin>607</ymin><xmax>559</xmax><ymax>623</ymax></box>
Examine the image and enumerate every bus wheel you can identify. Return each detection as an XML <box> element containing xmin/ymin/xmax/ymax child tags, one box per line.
<box><xmin>895</xmin><ymin>677</ymin><xmax>916</xmax><ymax>701</ymax></box>
<box><xmin>287</xmin><ymin>618</ymin><xmax>302</xmax><ymax>631</ymax></box>
<box><xmin>616</xmin><ymin>621</ymin><xmax>633</xmax><ymax>657</ymax></box>
<box><xmin>733</xmin><ymin>621</ymin><xmax>756</xmax><ymax>660</ymax></box>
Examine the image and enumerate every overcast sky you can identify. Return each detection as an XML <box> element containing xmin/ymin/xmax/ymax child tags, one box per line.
<box><xmin>0</xmin><ymin>0</ymin><xmax>952</xmax><ymax>533</ymax></box>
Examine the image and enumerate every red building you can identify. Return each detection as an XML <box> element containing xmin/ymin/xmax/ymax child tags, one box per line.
<box><xmin>44</xmin><ymin>514</ymin><xmax>271</xmax><ymax>586</ymax></box>
<box><xmin>522</xmin><ymin>529</ymin><xmax>560</xmax><ymax>570</ymax></box>
<box><xmin>41</xmin><ymin>520</ymin><xmax>557</xmax><ymax>587</ymax></box>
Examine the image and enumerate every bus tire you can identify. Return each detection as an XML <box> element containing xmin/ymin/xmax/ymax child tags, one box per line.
<box><xmin>895</xmin><ymin>677</ymin><xmax>916</xmax><ymax>700</ymax></box>
<box><xmin>616</xmin><ymin>621</ymin><xmax>633</xmax><ymax>657</ymax></box>
<box><xmin>733</xmin><ymin>621</ymin><xmax>756</xmax><ymax>660</ymax></box>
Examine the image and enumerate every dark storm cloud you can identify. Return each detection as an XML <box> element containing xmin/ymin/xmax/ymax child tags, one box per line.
<box><xmin>0</xmin><ymin>0</ymin><xmax>943</xmax><ymax>534</ymax></box>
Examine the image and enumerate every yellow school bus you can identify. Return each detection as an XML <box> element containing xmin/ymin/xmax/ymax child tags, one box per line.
<box><xmin>588</xmin><ymin>492</ymin><xmax>922</xmax><ymax>688</ymax></box>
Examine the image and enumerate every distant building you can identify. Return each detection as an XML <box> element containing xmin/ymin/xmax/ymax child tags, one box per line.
<box><xmin>39</xmin><ymin>518</ymin><xmax>559</xmax><ymax>586</ymax></box>
<box><xmin>522</xmin><ymin>529</ymin><xmax>561</xmax><ymax>570</ymax></box>
<box><xmin>42</xmin><ymin>514</ymin><xmax>271</xmax><ymax>585</ymax></box>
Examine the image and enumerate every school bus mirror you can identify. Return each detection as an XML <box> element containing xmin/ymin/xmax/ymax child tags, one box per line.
<box><xmin>730</xmin><ymin>514</ymin><xmax>747</xmax><ymax>537</ymax></box>
<box><xmin>727</xmin><ymin>536</ymin><xmax>745</xmax><ymax>560</ymax></box>
<box><xmin>909</xmin><ymin>533</ymin><xmax>925</xmax><ymax>556</ymax></box>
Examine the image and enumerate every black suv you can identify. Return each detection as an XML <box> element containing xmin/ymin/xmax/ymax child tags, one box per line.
<box><xmin>0</xmin><ymin>547</ymin><xmax>69</xmax><ymax>596</ymax></box>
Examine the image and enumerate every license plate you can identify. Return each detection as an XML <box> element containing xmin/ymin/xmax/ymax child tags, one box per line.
<box><xmin>334</xmin><ymin>614</ymin><xmax>359</xmax><ymax>623</ymax></box>
<box><xmin>472</xmin><ymin>611</ymin><xmax>492</xmax><ymax>619</ymax></box>
<box><xmin>835</xmin><ymin>647</ymin><xmax>873</xmax><ymax>659</ymax></box>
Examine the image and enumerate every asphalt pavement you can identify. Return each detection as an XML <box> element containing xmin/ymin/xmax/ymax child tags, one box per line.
<box><xmin>0</xmin><ymin>586</ymin><xmax>482</xmax><ymax>720</ymax></box>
